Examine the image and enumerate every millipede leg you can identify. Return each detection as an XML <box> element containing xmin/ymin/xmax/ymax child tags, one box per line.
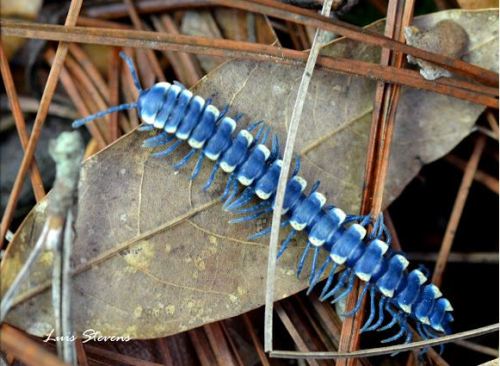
<box><xmin>388</xmin><ymin>319</ymin><xmax>412</xmax><ymax>355</ymax></box>
<box><xmin>308</xmin><ymin>246</ymin><xmax>321</xmax><ymax>285</ymax></box>
<box><xmin>277</xmin><ymin>229</ymin><xmax>297</xmax><ymax>258</ymax></box>
<box><xmin>191</xmin><ymin>153</ymin><xmax>206</xmax><ymax>180</ymax></box>
<box><xmin>220</xmin><ymin>175</ymin><xmax>235</xmax><ymax>201</ymax></box>
<box><xmin>203</xmin><ymin>162</ymin><xmax>220</xmax><ymax>191</ymax></box>
<box><xmin>404</xmin><ymin>323</ymin><xmax>413</xmax><ymax>344</ymax></box>
<box><xmin>248</xmin><ymin>220</ymin><xmax>289</xmax><ymax>240</ymax></box>
<box><xmin>222</xmin><ymin>177</ymin><xmax>240</xmax><ymax>205</ymax></box>
<box><xmin>310</xmin><ymin>180</ymin><xmax>320</xmax><ymax>194</ymax></box>
<box><xmin>381</xmin><ymin>323</ymin><xmax>406</xmax><ymax>344</ymax></box>
<box><xmin>292</xmin><ymin>155</ymin><xmax>301</xmax><ymax>176</ymax></box>
<box><xmin>382</xmin><ymin>222</ymin><xmax>392</xmax><ymax>245</ymax></box>
<box><xmin>342</xmin><ymin>283</ymin><xmax>369</xmax><ymax>317</ymax></box>
<box><xmin>138</xmin><ymin>124</ymin><xmax>155</xmax><ymax>131</ymax></box>
<box><xmin>271</xmin><ymin>135</ymin><xmax>280</xmax><ymax>160</ymax></box>
<box><xmin>377</xmin><ymin>306</ymin><xmax>398</xmax><ymax>332</ymax></box>
<box><xmin>233</xmin><ymin>201</ymin><xmax>271</xmax><ymax>215</ymax></box>
<box><xmin>320</xmin><ymin>269</ymin><xmax>350</xmax><ymax>302</ymax></box>
<box><xmin>416</xmin><ymin>323</ymin><xmax>430</xmax><ymax>359</ymax></box>
<box><xmin>360</xmin><ymin>286</ymin><xmax>377</xmax><ymax>333</ymax></box>
<box><xmin>315</xmin><ymin>261</ymin><xmax>338</xmax><ymax>298</ymax></box>
<box><xmin>216</xmin><ymin>105</ymin><xmax>230</xmax><ymax>121</ymax></box>
<box><xmin>151</xmin><ymin>140</ymin><xmax>183</xmax><ymax>158</ymax></box>
<box><xmin>174</xmin><ymin>149</ymin><xmax>197</xmax><ymax>171</ymax></box>
<box><xmin>254</xmin><ymin>124</ymin><xmax>267</xmax><ymax>143</ymax></box>
<box><xmin>229</xmin><ymin>206</ymin><xmax>273</xmax><ymax>224</ymax></box>
<box><xmin>234</xmin><ymin>112</ymin><xmax>244</xmax><ymax>122</ymax></box>
<box><xmin>421</xmin><ymin>323</ymin><xmax>445</xmax><ymax>355</ymax></box>
<box><xmin>225</xmin><ymin>187</ymin><xmax>255</xmax><ymax>211</ymax></box>
<box><xmin>296</xmin><ymin>241</ymin><xmax>312</xmax><ymax>278</ymax></box>
<box><xmin>331</xmin><ymin>273</ymin><xmax>355</xmax><ymax>304</ymax></box>
<box><xmin>247</xmin><ymin>120</ymin><xmax>263</xmax><ymax>132</ymax></box>
<box><xmin>308</xmin><ymin>258</ymin><xmax>334</xmax><ymax>295</ymax></box>
<box><xmin>142</xmin><ymin>132</ymin><xmax>174</xmax><ymax>148</ymax></box>
<box><xmin>259</xmin><ymin>126</ymin><xmax>271</xmax><ymax>144</ymax></box>
<box><xmin>365</xmin><ymin>296</ymin><xmax>386</xmax><ymax>332</ymax></box>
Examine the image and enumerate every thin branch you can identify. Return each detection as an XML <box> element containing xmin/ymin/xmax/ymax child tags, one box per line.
<box><xmin>264</xmin><ymin>0</ymin><xmax>334</xmax><ymax>352</ymax></box>
<box><xmin>432</xmin><ymin>135</ymin><xmax>488</xmax><ymax>286</ymax></box>
<box><xmin>0</xmin><ymin>42</ymin><xmax>46</xmax><ymax>202</ymax></box>
<box><xmin>269</xmin><ymin>323</ymin><xmax>499</xmax><ymax>359</ymax></box>
<box><xmin>0</xmin><ymin>0</ymin><xmax>84</xmax><ymax>246</ymax></box>
<box><xmin>0</xmin><ymin>325</ymin><xmax>69</xmax><ymax>366</ymax></box>
<box><xmin>1</xmin><ymin>20</ymin><xmax>497</xmax><ymax>108</ymax></box>
<box><xmin>211</xmin><ymin>0</ymin><xmax>499</xmax><ymax>86</ymax></box>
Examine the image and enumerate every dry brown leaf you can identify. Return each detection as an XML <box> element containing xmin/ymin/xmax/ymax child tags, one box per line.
<box><xmin>181</xmin><ymin>10</ymin><xmax>278</xmax><ymax>73</ymax></box>
<box><xmin>1</xmin><ymin>9</ymin><xmax>497</xmax><ymax>339</ymax></box>
<box><xmin>457</xmin><ymin>0</ymin><xmax>499</xmax><ymax>9</ymax></box>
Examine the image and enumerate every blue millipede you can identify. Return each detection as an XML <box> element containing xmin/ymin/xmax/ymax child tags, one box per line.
<box><xmin>73</xmin><ymin>52</ymin><xmax>454</xmax><ymax>351</ymax></box>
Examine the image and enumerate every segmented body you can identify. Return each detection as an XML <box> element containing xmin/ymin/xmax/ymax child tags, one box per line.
<box><xmin>73</xmin><ymin>53</ymin><xmax>454</xmax><ymax>349</ymax></box>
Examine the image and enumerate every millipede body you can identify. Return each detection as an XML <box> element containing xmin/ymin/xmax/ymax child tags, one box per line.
<box><xmin>73</xmin><ymin>52</ymin><xmax>454</xmax><ymax>352</ymax></box>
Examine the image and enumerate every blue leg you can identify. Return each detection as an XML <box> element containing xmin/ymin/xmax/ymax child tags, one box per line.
<box><xmin>404</xmin><ymin>323</ymin><xmax>413</xmax><ymax>344</ymax></box>
<box><xmin>233</xmin><ymin>201</ymin><xmax>272</xmax><ymax>215</ymax></box>
<box><xmin>138</xmin><ymin>124</ymin><xmax>154</xmax><ymax>131</ymax></box>
<box><xmin>331</xmin><ymin>273</ymin><xmax>355</xmax><ymax>304</ymax></box>
<box><xmin>365</xmin><ymin>297</ymin><xmax>386</xmax><ymax>332</ymax></box>
<box><xmin>292</xmin><ymin>155</ymin><xmax>301</xmax><ymax>176</ymax></box>
<box><xmin>234</xmin><ymin>112</ymin><xmax>244</xmax><ymax>122</ymax></box>
<box><xmin>416</xmin><ymin>323</ymin><xmax>430</xmax><ymax>359</ymax></box>
<box><xmin>174</xmin><ymin>149</ymin><xmax>197</xmax><ymax>171</ymax></box>
<box><xmin>382</xmin><ymin>223</ymin><xmax>392</xmax><ymax>245</ymax></box>
<box><xmin>260</xmin><ymin>126</ymin><xmax>271</xmax><ymax>144</ymax></box>
<box><xmin>310</xmin><ymin>180</ymin><xmax>320</xmax><ymax>194</ymax></box>
<box><xmin>377</xmin><ymin>306</ymin><xmax>398</xmax><ymax>332</ymax></box>
<box><xmin>308</xmin><ymin>258</ymin><xmax>335</xmax><ymax>295</ymax></box>
<box><xmin>271</xmin><ymin>135</ymin><xmax>280</xmax><ymax>160</ymax></box>
<box><xmin>308</xmin><ymin>246</ymin><xmax>321</xmax><ymax>285</ymax></box>
<box><xmin>143</xmin><ymin>132</ymin><xmax>174</xmax><ymax>148</ymax></box>
<box><xmin>229</xmin><ymin>207</ymin><xmax>273</xmax><ymax>224</ymax></box>
<box><xmin>277</xmin><ymin>229</ymin><xmax>297</xmax><ymax>258</ymax></box>
<box><xmin>222</xmin><ymin>177</ymin><xmax>240</xmax><ymax>205</ymax></box>
<box><xmin>151</xmin><ymin>140</ymin><xmax>183</xmax><ymax>158</ymax></box>
<box><xmin>216</xmin><ymin>105</ymin><xmax>230</xmax><ymax>121</ymax></box>
<box><xmin>296</xmin><ymin>241</ymin><xmax>312</xmax><ymax>278</ymax></box>
<box><xmin>360</xmin><ymin>286</ymin><xmax>377</xmax><ymax>333</ymax></box>
<box><xmin>317</xmin><ymin>263</ymin><xmax>341</xmax><ymax>299</ymax></box>
<box><xmin>421</xmin><ymin>324</ymin><xmax>445</xmax><ymax>355</ymax></box>
<box><xmin>191</xmin><ymin>153</ymin><xmax>206</xmax><ymax>180</ymax></box>
<box><xmin>220</xmin><ymin>175</ymin><xmax>236</xmax><ymax>201</ymax></box>
<box><xmin>225</xmin><ymin>187</ymin><xmax>255</xmax><ymax>211</ymax></box>
<box><xmin>254</xmin><ymin>123</ymin><xmax>266</xmax><ymax>142</ymax></box>
<box><xmin>248</xmin><ymin>220</ymin><xmax>289</xmax><ymax>240</ymax></box>
<box><xmin>388</xmin><ymin>319</ymin><xmax>412</xmax><ymax>355</ymax></box>
<box><xmin>367</xmin><ymin>215</ymin><xmax>381</xmax><ymax>240</ymax></box>
<box><xmin>381</xmin><ymin>324</ymin><xmax>406</xmax><ymax>344</ymax></box>
<box><xmin>203</xmin><ymin>162</ymin><xmax>220</xmax><ymax>191</ymax></box>
<box><xmin>247</xmin><ymin>120</ymin><xmax>263</xmax><ymax>132</ymax></box>
<box><xmin>360</xmin><ymin>214</ymin><xmax>372</xmax><ymax>227</ymax></box>
<box><xmin>342</xmin><ymin>283</ymin><xmax>369</xmax><ymax>317</ymax></box>
<box><xmin>321</xmin><ymin>269</ymin><xmax>350</xmax><ymax>302</ymax></box>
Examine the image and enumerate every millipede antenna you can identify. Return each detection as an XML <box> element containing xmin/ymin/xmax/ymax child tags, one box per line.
<box><xmin>72</xmin><ymin>103</ymin><xmax>137</xmax><ymax>128</ymax></box>
<box><xmin>119</xmin><ymin>51</ymin><xmax>142</xmax><ymax>92</ymax></box>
